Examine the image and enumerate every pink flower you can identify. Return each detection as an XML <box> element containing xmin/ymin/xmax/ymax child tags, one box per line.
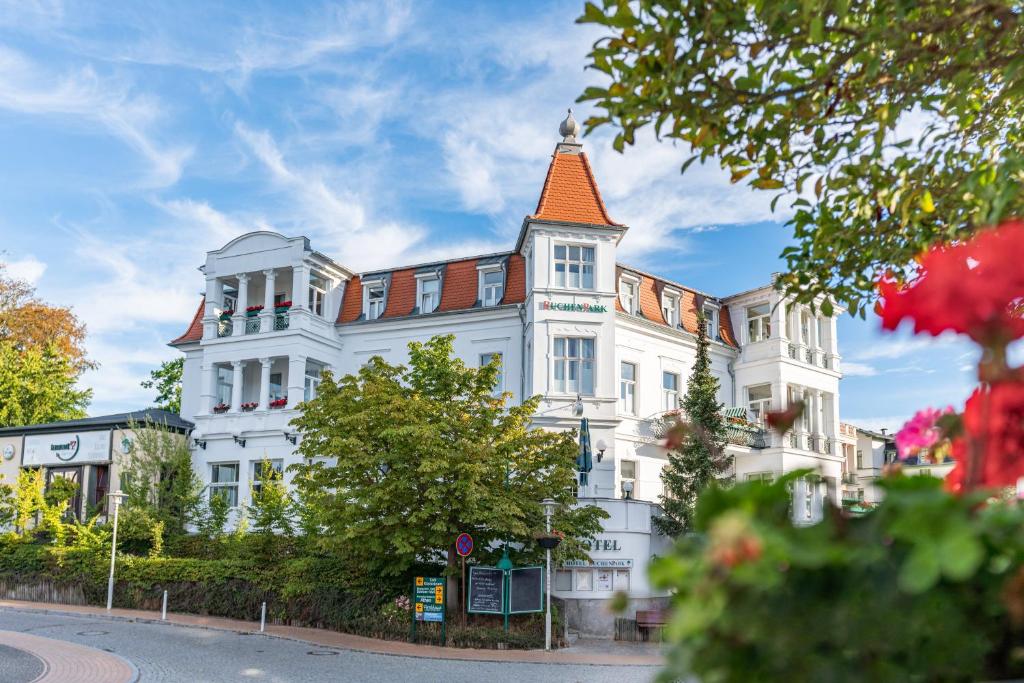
<box><xmin>895</xmin><ymin>406</ymin><xmax>954</xmax><ymax>459</ymax></box>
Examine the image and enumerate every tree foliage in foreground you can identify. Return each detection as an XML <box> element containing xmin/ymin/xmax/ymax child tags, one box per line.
<box><xmin>141</xmin><ymin>358</ymin><xmax>183</xmax><ymax>414</ymax></box>
<box><xmin>290</xmin><ymin>335</ymin><xmax>607</xmax><ymax>579</ymax></box>
<box><xmin>0</xmin><ymin>341</ymin><xmax>91</xmax><ymax>427</ymax></box>
<box><xmin>578</xmin><ymin>0</ymin><xmax>1024</xmax><ymax>315</ymax></box>
<box><xmin>656</xmin><ymin>312</ymin><xmax>730</xmax><ymax>537</ymax></box>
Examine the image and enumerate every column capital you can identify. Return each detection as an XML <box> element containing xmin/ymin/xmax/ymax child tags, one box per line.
<box><xmin>259</xmin><ymin>357</ymin><xmax>272</xmax><ymax>367</ymax></box>
<box><xmin>263</xmin><ymin>269</ymin><xmax>276</xmax><ymax>279</ymax></box>
<box><xmin>231</xmin><ymin>360</ymin><xmax>245</xmax><ymax>369</ymax></box>
<box><xmin>236</xmin><ymin>272</ymin><xmax>249</xmax><ymax>283</ymax></box>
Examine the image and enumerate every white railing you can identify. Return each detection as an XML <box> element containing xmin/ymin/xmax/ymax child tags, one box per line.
<box><xmin>274</xmin><ymin>313</ymin><xmax>289</xmax><ymax>331</ymax></box>
<box><xmin>244</xmin><ymin>317</ymin><xmax>261</xmax><ymax>335</ymax></box>
<box><xmin>218</xmin><ymin>320</ymin><xmax>233</xmax><ymax>337</ymax></box>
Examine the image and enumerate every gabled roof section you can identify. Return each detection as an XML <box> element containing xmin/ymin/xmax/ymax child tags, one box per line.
<box><xmin>170</xmin><ymin>297</ymin><xmax>204</xmax><ymax>346</ymax></box>
<box><xmin>530</xmin><ymin>151</ymin><xmax>620</xmax><ymax>227</ymax></box>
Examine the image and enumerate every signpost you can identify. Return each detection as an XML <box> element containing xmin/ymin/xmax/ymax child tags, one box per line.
<box><xmin>468</xmin><ymin>563</ymin><xmax>543</xmax><ymax>632</ymax></box>
<box><xmin>411</xmin><ymin>576</ymin><xmax>445</xmax><ymax>645</ymax></box>
<box><xmin>456</xmin><ymin>533</ymin><xmax>473</xmax><ymax>625</ymax></box>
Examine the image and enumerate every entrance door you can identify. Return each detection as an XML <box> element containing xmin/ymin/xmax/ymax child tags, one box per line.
<box><xmin>46</xmin><ymin>466</ymin><xmax>83</xmax><ymax>521</ymax></box>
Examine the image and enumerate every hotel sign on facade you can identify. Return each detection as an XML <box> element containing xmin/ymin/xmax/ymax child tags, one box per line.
<box><xmin>23</xmin><ymin>431</ymin><xmax>111</xmax><ymax>467</ymax></box>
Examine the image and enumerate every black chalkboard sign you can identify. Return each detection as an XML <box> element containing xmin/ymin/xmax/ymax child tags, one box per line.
<box><xmin>509</xmin><ymin>566</ymin><xmax>544</xmax><ymax>614</ymax></box>
<box><xmin>468</xmin><ymin>566</ymin><xmax>504</xmax><ymax>614</ymax></box>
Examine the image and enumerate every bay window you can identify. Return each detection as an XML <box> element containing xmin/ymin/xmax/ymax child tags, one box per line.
<box><xmin>554</xmin><ymin>244</ymin><xmax>595</xmax><ymax>290</ymax></box>
<box><xmin>553</xmin><ymin>337</ymin><xmax>595</xmax><ymax>395</ymax></box>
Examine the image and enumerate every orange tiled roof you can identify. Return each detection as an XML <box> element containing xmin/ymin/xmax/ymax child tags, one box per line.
<box><xmin>170</xmin><ymin>297</ymin><xmax>205</xmax><ymax>346</ymax></box>
<box><xmin>530</xmin><ymin>152</ymin><xmax>620</xmax><ymax>226</ymax></box>
<box><xmin>615</xmin><ymin>268</ymin><xmax>738</xmax><ymax>348</ymax></box>
<box><xmin>337</xmin><ymin>253</ymin><xmax>525</xmax><ymax>324</ymax></box>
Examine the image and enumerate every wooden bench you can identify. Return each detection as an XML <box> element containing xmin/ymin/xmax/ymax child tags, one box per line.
<box><xmin>635</xmin><ymin>609</ymin><xmax>668</xmax><ymax>641</ymax></box>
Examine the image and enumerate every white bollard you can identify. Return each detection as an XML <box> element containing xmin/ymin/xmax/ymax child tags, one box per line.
<box><xmin>260</xmin><ymin>601</ymin><xmax>266</xmax><ymax>633</ymax></box>
<box><xmin>161</xmin><ymin>590</ymin><xmax>168</xmax><ymax>620</ymax></box>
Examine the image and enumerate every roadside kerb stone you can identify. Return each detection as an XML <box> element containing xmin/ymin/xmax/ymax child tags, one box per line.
<box><xmin>0</xmin><ymin>599</ymin><xmax>663</xmax><ymax>667</ymax></box>
<box><xmin>0</xmin><ymin>629</ymin><xmax>138</xmax><ymax>683</ymax></box>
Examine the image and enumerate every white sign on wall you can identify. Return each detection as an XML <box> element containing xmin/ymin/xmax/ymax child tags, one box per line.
<box><xmin>23</xmin><ymin>431</ymin><xmax>111</xmax><ymax>467</ymax></box>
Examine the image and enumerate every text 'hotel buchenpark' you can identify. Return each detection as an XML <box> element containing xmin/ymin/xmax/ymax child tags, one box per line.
<box><xmin>169</xmin><ymin>111</ymin><xmax>844</xmax><ymax>635</ymax></box>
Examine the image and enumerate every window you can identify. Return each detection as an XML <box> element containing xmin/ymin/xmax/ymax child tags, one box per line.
<box><xmin>747</xmin><ymin>303</ymin><xmax>771</xmax><ymax>342</ymax></box>
<box><xmin>209</xmin><ymin>463</ymin><xmax>239</xmax><ymax>507</ymax></box>
<box><xmin>619</xmin><ymin>278</ymin><xmax>636</xmax><ymax>314</ymax></box>
<box><xmin>367</xmin><ymin>285</ymin><xmax>385</xmax><ymax>320</ymax></box>
<box><xmin>746</xmin><ymin>472</ymin><xmax>774</xmax><ymax>482</ymax></box>
<box><xmin>662</xmin><ymin>371</ymin><xmax>680</xmax><ymax>411</ymax></box>
<box><xmin>613</xmin><ymin>570</ymin><xmax>630</xmax><ymax>592</ymax></box>
<box><xmin>419</xmin><ymin>277</ymin><xmax>439</xmax><ymax>313</ymax></box>
<box><xmin>480</xmin><ymin>352</ymin><xmax>503</xmax><ymax>393</ymax></box>
<box><xmin>662</xmin><ymin>293</ymin><xmax>678</xmax><ymax>327</ymax></box>
<box><xmin>269</xmin><ymin>372</ymin><xmax>283</xmax><ymax>402</ymax></box>
<box><xmin>574</xmin><ymin>569</ymin><xmax>593</xmax><ymax>591</ymax></box>
<box><xmin>554</xmin><ymin>244</ymin><xmax>595</xmax><ymax>290</ymax></box>
<box><xmin>304</xmin><ymin>366</ymin><xmax>322</xmax><ymax>402</ymax></box>
<box><xmin>251</xmin><ymin>459</ymin><xmax>283</xmax><ymax>495</ymax></box>
<box><xmin>801</xmin><ymin>311</ymin><xmax>812</xmax><ymax>345</ymax></box>
<box><xmin>273</xmin><ymin>291</ymin><xmax>287</xmax><ymax>306</ymax></box>
<box><xmin>553</xmin><ymin>337</ymin><xmax>595</xmax><ymax>395</ymax></box>
<box><xmin>703</xmin><ymin>306</ymin><xmax>717</xmax><ymax>339</ymax></box>
<box><xmin>216</xmin><ymin>367</ymin><xmax>233</xmax><ymax>406</ymax></box>
<box><xmin>223</xmin><ymin>291</ymin><xmax>237</xmax><ymax>314</ymax></box>
<box><xmin>555</xmin><ymin>570</ymin><xmax>573</xmax><ymax>591</ymax></box>
<box><xmin>856</xmin><ymin>449</ymin><xmax>864</xmax><ymax>469</ymax></box>
<box><xmin>620</xmin><ymin>459</ymin><xmax>637</xmax><ymax>499</ymax></box>
<box><xmin>816</xmin><ymin>316</ymin><xmax>825</xmax><ymax>349</ymax></box>
<box><xmin>619</xmin><ymin>362</ymin><xmax>636</xmax><ymax>415</ymax></box>
<box><xmin>481</xmin><ymin>269</ymin><xmax>503</xmax><ymax>307</ymax></box>
<box><xmin>308</xmin><ymin>274</ymin><xmax>327</xmax><ymax>317</ymax></box>
<box><xmin>747</xmin><ymin>384</ymin><xmax>772</xmax><ymax>424</ymax></box>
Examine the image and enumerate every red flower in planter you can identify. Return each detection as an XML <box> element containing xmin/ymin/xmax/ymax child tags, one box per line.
<box><xmin>246</xmin><ymin>305</ymin><xmax>264</xmax><ymax>312</ymax></box>
<box><xmin>946</xmin><ymin>383</ymin><xmax>1024</xmax><ymax>492</ymax></box>
<box><xmin>275</xmin><ymin>300</ymin><xmax>292</xmax><ymax>308</ymax></box>
<box><xmin>269</xmin><ymin>398</ymin><xmax>288</xmax><ymax>409</ymax></box>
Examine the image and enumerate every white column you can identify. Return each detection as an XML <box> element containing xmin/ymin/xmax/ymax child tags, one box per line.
<box><xmin>203</xmin><ymin>277</ymin><xmax>224</xmax><ymax>339</ymax></box>
<box><xmin>202</xmin><ymin>363</ymin><xmax>218</xmax><ymax>414</ymax></box>
<box><xmin>813</xmin><ymin>389</ymin><xmax>825</xmax><ymax>452</ymax></box>
<box><xmin>231</xmin><ymin>360</ymin><xmax>244</xmax><ymax>411</ymax></box>
<box><xmin>776</xmin><ymin>298</ymin><xmax>787</xmax><ymax>341</ymax></box>
<box><xmin>291</xmin><ymin>263</ymin><xmax>308</xmax><ymax>312</ymax></box>
<box><xmin>233</xmin><ymin>274</ymin><xmax>249</xmax><ymax>337</ymax></box>
<box><xmin>287</xmin><ymin>356</ymin><xmax>307</xmax><ymax>408</ymax></box>
<box><xmin>262</xmin><ymin>269</ymin><xmax>276</xmax><ymax>332</ymax></box>
<box><xmin>258</xmin><ymin>358</ymin><xmax>272</xmax><ymax>411</ymax></box>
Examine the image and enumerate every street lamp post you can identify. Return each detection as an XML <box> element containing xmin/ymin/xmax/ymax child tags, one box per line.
<box><xmin>542</xmin><ymin>498</ymin><xmax>558</xmax><ymax>651</ymax></box>
<box><xmin>106</xmin><ymin>489</ymin><xmax>127</xmax><ymax>611</ymax></box>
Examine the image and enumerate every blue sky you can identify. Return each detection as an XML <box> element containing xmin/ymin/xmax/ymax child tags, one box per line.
<box><xmin>0</xmin><ymin>0</ymin><xmax>977</xmax><ymax>429</ymax></box>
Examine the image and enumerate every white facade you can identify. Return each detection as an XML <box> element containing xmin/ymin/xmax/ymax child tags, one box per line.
<box><xmin>173</xmin><ymin>118</ymin><xmax>846</xmax><ymax>636</ymax></box>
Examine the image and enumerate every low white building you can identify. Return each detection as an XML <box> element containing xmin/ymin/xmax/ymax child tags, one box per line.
<box><xmin>171</xmin><ymin>111</ymin><xmax>845</xmax><ymax>636</ymax></box>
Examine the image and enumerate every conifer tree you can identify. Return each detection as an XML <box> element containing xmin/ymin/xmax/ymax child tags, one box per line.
<box><xmin>656</xmin><ymin>312</ymin><xmax>730</xmax><ymax>536</ymax></box>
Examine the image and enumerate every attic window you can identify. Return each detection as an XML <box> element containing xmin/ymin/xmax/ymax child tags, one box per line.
<box><xmin>417</xmin><ymin>276</ymin><xmax>440</xmax><ymax>314</ymax></box>
<box><xmin>480</xmin><ymin>268</ymin><xmax>504</xmax><ymax>307</ymax></box>
<box><xmin>661</xmin><ymin>290</ymin><xmax>679</xmax><ymax>327</ymax></box>
<box><xmin>619</xmin><ymin>275</ymin><xmax>639</xmax><ymax>314</ymax></box>
<box><xmin>365</xmin><ymin>282</ymin><xmax>386</xmax><ymax>320</ymax></box>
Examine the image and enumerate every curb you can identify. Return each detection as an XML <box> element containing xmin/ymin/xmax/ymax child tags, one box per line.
<box><xmin>0</xmin><ymin>603</ymin><xmax>664</xmax><ymax>668</ymax></box>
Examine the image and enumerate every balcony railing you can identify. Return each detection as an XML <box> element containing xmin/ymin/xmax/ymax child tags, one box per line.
<box><xmin>274</xmin><ymin>313</ymin><xmax>289</xmax><ymax>331</ymax></box>
<box><xmin>244</xmin><ymin>317</ymin><xmax>261</xmax><ymax>335</ymax></box>
<box><xmin>726</xmin><ymin>423</ymin><xmax>769</xmax><ymax>449</ymax></box>
<box><xmin>217</xmin><ymin>320</ymin><xmax>233</xmax><ymax>337</ymax></box>
<box><xmin>788</xmin><ymin>343</ymin><xmax>798</xmax><ymax>359</ymax></box>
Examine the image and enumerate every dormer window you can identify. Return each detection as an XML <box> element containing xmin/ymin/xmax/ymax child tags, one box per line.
<box><xmin>554</xmin><ymin>244</ymin><xmax>595</xmax><ymax>290</ymax></box>
<box><xmin>366</xmin><ymin>283</ymin><xmax>386</xmax><ymax>320</ymax></box>
<box><xmin>702</xmin><ymin>304</ymin><xmax>718</xmax><ymax>339</ymax></box>
<box><xmin>619</xmin><ymin>278</ymin><xmax>637</xmax><ymax>314</ymax></box>
<box><xmin>662</xmin><ymin>290</ymin><xmax>679</xmax><ymax>327</ymax></box>
<box><xmin>418</xmin><ymin>276</ymin><xmax>439</xmax><ymax>314</ymax></box>
<box><xmin>480</xmin><ymin>268</ymin><xmax>504</xmax><ymax>307</ymax></box>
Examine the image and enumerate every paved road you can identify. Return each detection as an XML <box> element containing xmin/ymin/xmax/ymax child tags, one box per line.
<box><xmin>0</xmin><ymin>610</ymin><xmax>659</xmax><ymax>683</ymax></box>
<box><xmin>0</xmin><ymin>642</ymin><xmax>44</xmax><ymax>683</ymax></box>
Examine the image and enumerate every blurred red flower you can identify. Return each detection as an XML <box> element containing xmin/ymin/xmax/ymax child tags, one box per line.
<box><xmin>946</xmin><ymin>383</ymin><xmax>1024</xmax><ymax>493</ymax></box>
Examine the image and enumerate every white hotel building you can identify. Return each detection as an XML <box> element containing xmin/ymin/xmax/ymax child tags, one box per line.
<box><xmin>171</xmin><ymin>113</ymin><xmax>844</xmax><ymax>636</ymax></box>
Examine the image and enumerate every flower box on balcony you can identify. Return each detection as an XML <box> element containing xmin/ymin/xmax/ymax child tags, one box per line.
<box><xmin>274</xmin><ymin>301</ymin><xmax>293</xmax><ymax>312</ymax></box>
<box><xmin>240</xmin><ymin>402</ymin><xmax>258</xmax><ymax>412</ymax></box>
<box><xmin>269</xmin><ymin>397</ymin><xmax>288</xmax><ymax>409</ymax></box>
<box><xmin>219</xmin><ymin>310</ymin><xmax>234</xmax><ymax>320</ymax></box>
<box><xmin>212</xmin><ymin>403</ymin><xmax>229</xmax><ymax>414</ymax></box>
<box><xmin>245</xmin><ymin>305</ymin><xmax>264</xmax><ymax>317</ymax></box>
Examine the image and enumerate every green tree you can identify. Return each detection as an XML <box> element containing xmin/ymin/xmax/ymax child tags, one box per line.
<box><xmin>0</xmin><ymin>477</ymin><xmax>14</xmax><ymax>530</ymax></box>
<box><xmin>578</xmin><ymin>0</ymin><xmax>1024</xmax><ymax>315</ymax></box>
<box><xmin>119</xmin><ymin>418</ymin><xmax>202</xmax><ymax>536</ymax></box>
<box><xmin>141</xmin><ymin>358</ymin><xmax>183</xmax><ymax>414</ymax></box>
<box><xmin>290</xmin><ymin>335</ymin><xmax>607</xmax><ymax>584</ymax></box>
<box><xmin>247</xmin><ymin>459</ymin><xmax>293</xmax><ymax>535</ymax></box>
<box><xmin>196</xmin><ymin>491</ymin><xmax>231</xmax><ymax>541</ymax></box>
<box><xmin>0</xmin><ymin>341</ymin><xmax>91</xmax><ymax>427</ymax></box>
<box><xmin>14</xmin><ymin>468</ymin><xmax>45</xmax><ymax>535</ymax></box>
<box><xmin>656</xmin><ymin>312</ymin><xmax>730</xmax><ymax>536</ymax></box>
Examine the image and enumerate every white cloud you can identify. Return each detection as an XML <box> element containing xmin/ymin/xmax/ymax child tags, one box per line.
<box><xmin>846</xmin><ymin>334</ymin><xmax>961</xmax><ymax>362</ymax></box>
<box><xmin>842</xmin><ymin>361</ymin><xmax>878</xmax><ymax>377</ymax></box>
<box><xmin>845</xmin><ymin>416</ymin><xmax>908</xmax><ymax>434</ymax></box>
<box><xmin>3</xmin><ymin>255</ymin><xmax>47</xmax><ymax>285</ymax></box>
<box><xmin>0</xmin><ymin>46</ymin><xmax>192</xmax><ymax>187</ymax></box>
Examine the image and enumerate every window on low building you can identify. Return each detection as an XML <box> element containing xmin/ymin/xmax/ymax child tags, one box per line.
<box><xmin>480</xmin><ymin>352</ymin><xmax>503</xmax><ymax>393</ymax></box>
<box><xmin>419</xmin><ymin>277</ymin><xmax>439</xmax><ymax>313</ymax></box>
<box><xmin>554</xmin><ymin>244</ymin><xmax>595</xmax><ymax>290</ymax></box>
<box><xmin>555</xmin><ymin>570</ymin><xmax>573</xmax><ymax>592</ymax></box>
<box><xmin>662</xmin><ymin>371</ymin><xmax>679</xmax><ymax>411</ymax></box>
<box><xmin>620</xmin><ymin>459</ymin><xmax>637</xmax><ymax>499</ymax></box>
<box><xmin>251</xmin><ymin>459</ymin><xmax>283</xmax><ymax>496</ymax></box>
<box><xmin>619</xmin><ymin>278</ymin><xmax>637</xmax><ymax>314</ymax></box>
<box><xmin>662</xmin><ymin>292</ymin><xmax>678</xmax><ymax>327</ymax></box>
<box><xmin>366</xmin><ymin>284</ymin><xmax>386</xmax><ymax>320</ymax></box>
<box><xmin>747</xmin><ymin>384</ymin><xmax>772</xmax><ymax>424</ymax></box>
<box><xmin>574</xmin><ymin>569</ymin><xmax>593</xmax><ymax>591</ymax></box>
<box><xmin>308</xmin><ymin>274</ymin><xmax>327</xmax><ymax>317</ymax></box>
<box><xmin>619</xmin><ymin>362</ymin><xmax>636</xmax><ymax>415</ymax></box>
<box><xmin>613</xmin><ymin>569</ymin><xmax>630</xmax><ymax>592</ymax></box>
<box><xmin>209</xmin><ymin>463</ymin><xmax>239</xmax><ymax>507</ymax></box>
<box><xmin>747</xmin><ymin>303</ymin><xmax>771</xmax><ymax>342</ymax></box>
<box><xmin>553</xmin><ymin>337</ymin><xmax>595</xmax><ymax>395</ymax></box>
<box><xmin>481</xmin><ymin>269</ymin><xmax>503</xmax><ymax>307</ymax></box>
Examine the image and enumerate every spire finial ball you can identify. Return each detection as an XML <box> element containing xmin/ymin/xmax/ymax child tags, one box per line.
<box><xmin>559</xmin><ymin>108</ymin><xmax>580</xmax><ymax>142</ymax></box>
